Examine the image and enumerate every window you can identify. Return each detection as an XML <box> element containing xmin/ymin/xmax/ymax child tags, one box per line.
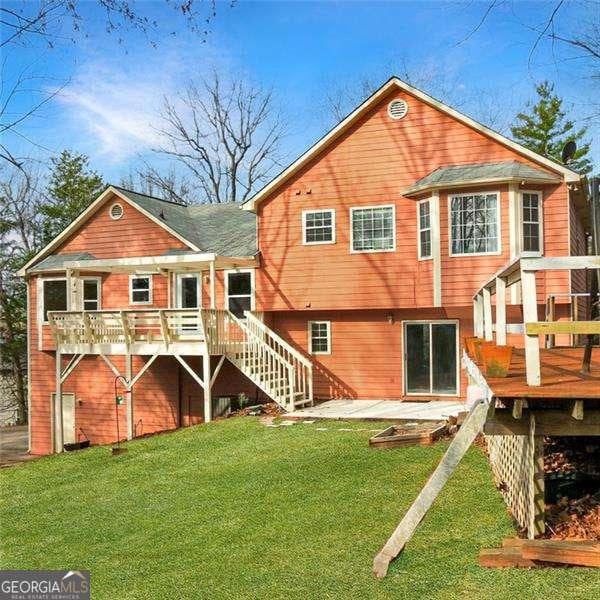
<box><xmin>129</xmin><ymin>275</ymin><xmax>152</xmax><ymax>304</ymax></box>
<box><xmin>350</xmin><ymin>205</ymin><xmax>395</xmax><ymax>252</ymax></box>
<box><xmin>82</xmin><ymin>278</ymin><xmax>101</xmax><ymax>311</ymax></box>
<box><xmin>226</xmin><ymin>270</ymin><xmax>253</xmax><ymax>318</ymax></box>
<box><xmin>417</xmin><ymin>200</ymin><xmax>432</xmax><ymax>259</ymax></box>
<box><xmin>42</xmin><ymin>279</ymin><xmax>67</xmax><ymax>322</ymax></box>
<box><xmin>303</xmin><ymin>209</ymin><xmax>335</xmax><ymax>244</ymax></box>
<box><xmin>450</xmin><ymin>192</ymin><xmax>499</xmax><ymax>255</ymax></box>
<box><xmin>521</xmin><ymin>192</ymin><xmax>542</xmax><ymax>255</ymax></box>
<box><xmin>309</xmin><ymin>321</ymin><xmax>331</xmax><ymax>354</ymax></box>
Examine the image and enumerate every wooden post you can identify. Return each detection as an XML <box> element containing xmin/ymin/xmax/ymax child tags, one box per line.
<box><xmin>473</xmin><ymin>294</ymin><xmax>484</xmax><ymax>338</ymax></box>
<box><xmin>125</xmin><ymin>353</ymin><xmax>133</xmax><ymax>440</ymax></box>
<box><xmin>54</xmin><ymin>350</ymin><xmax>63</xmax><ymax>453</ymax></box>
<box><xmin>203</xmin><ymin>350</ymin><xmax>212</xmax><ymax>422</ymax></box>
<box><xmin>495</xmin><ymin>277</ymin><xmax>507</xmax><ymax>345</ymax></box>
<box><xmin>572</xmin><ymin>295</ymin><xmax>579</xmax><ymax>347</ymax></box>
<box><xmin>521</xmin><ymin>269</ymin><xmax>541</xmax><ymax>386</ymax></box>
<box><xmin>209</xmin><ymin>260</ymin><xmax>216</xmax><ymax>310</ymax></box>
<box><xmin>482</xmin><ymin>287</ymin><xmax>493</xmax><ymax>341</ymax></box>
<box><xmin>530</xmin><ymin>414</ymin><xmax>545</xmax><ymax>538</ymax></box>
<box><xmin>546</xmin><ymin>295</ymin><xmax>556</xmax><ymax>349</ymax></box>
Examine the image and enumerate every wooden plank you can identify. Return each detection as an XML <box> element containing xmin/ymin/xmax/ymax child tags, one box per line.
<box><xmin>373</xmin><ymin>400</ymin><xmax>489</xmax><ymax>578</ymax></box>
<box><xmin>570</xmin><ymin>399</ymin><xmax>584</xmax><ymax>421</ymax></box>
<box><xmin>526</xmin><ymin>321</ymin><xmax>600</xmax><ymax>335</ymax></box>
<box><xmin>478</xmin><ymin>547</ymin><xmax>537</xmax><ymax>568</ymax></box>
<box><xmin>495</xmin><ymin>276</ymin><xmax>506</xmax><ymax>345</ymax></box>
<box><xmin>484</xmin><ymin>409</ymin><xmax>600</xmax><ymax>436</ymax></box>
<box><xmin>521</xmin><ymin>540</ymin><xmax>600</xmax><ymax>567</ymax></box>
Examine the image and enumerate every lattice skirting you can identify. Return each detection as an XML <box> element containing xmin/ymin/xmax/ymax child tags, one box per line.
<box><xmin>485</xmin><ymin>415</ymin><xmax>545</xmax><ymax>538</ymax></box>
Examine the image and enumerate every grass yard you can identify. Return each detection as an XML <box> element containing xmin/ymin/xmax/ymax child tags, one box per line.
<box><xmin>1</xmin><ymin>418</ymin><xmax>598</xmax><ymax>599</ymax></box>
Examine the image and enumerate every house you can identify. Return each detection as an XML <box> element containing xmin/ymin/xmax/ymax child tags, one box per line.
<box><xmin>20</xmin><ymin>77</ymin><xmax>587</xmax><ymax>455</ymax></box>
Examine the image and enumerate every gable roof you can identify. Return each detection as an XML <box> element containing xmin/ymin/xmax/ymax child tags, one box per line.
<box><xmin>242</xmin><ymin>76</ymin><xmax>580</xmax><ymax>211</ymax></box>
<box><xmin>403</xmin><ymin>160</ymin><xmax>562</xmax><ymax>197</ymax></box>
<box><xmin>18</xmin><ymin>186</ymin><xmax>257</xmax><ymax>276</ymax></box>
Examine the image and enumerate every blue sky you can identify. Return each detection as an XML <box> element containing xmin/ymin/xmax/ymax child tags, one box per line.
<box><xmin>3</xmin><ymin>0</ymin><xmax>598</xmax><ymax>184</ymax></box>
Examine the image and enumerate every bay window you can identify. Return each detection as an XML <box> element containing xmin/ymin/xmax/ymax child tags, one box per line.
<box><xmin>417</xmin><ymin>200</ymin><xmax>432</xmax><ymax>259</ymax></box>
<box><xmin>521</xmin><ymin>191</ymin><xmax>542</xmax><ymax>255</ymax></box>
<box><xmin>450</xmin><ymin>192</ymin><xmax>500</xmax><ymax>255</ymax></box>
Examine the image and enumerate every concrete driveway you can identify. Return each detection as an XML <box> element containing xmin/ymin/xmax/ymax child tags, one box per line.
<box><xmin>0</xmin><ymin>425</ymin><xmax>31</xmax><ymax>467</ymax></box>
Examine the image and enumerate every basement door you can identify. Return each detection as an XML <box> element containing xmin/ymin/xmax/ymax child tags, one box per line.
<box><xmin>404</xmin><ymin>321</ymin><xmax>458</xmax><ymax>395</ymax></box>
<box><xmin>51</xmin><ymin>392</ymin><xmax>76</xmax><ymax>445</ymax></box>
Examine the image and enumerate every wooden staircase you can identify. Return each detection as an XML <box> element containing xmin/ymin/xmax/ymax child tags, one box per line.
<box><xmin>205</xmin><ymin>310</ymin><xmax>313</xmax><ymax>412</ymax></box>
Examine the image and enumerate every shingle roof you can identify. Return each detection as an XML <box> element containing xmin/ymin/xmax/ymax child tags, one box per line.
<box><xmin>403</xmin><ymin>160</ymin><xmax>561</xmax><ymax>197</ymax></box>
<box><xmin>113</xmin><ymin>187</ymin><xmax>257</xmax><ymax>257</ymax></box>
<box><xmin>28</xmin><ymin>252</ymin><xmax>96</xmax><ymax>273</ymax></box>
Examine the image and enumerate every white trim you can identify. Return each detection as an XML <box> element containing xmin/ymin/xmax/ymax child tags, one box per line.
<box><xmin>109</xmin><ymin>202</ymin><xmax>124</xmax><ymax>220</ymax></box>
<box><xmin>519</xmin><ymin>189</ymin><xmax>544</xmax><ymax>257</ymax></box>
<box><xmin>18</xmin><ymin>186</ymin><xmax>202</xmax><ymax>276</ymax></box>
<box><xmin>129</xmin><ymin>274</ymin><xmax>153</xmax><ymax>305</ymax></box>
<box><xmin>430</xmin><ymin>193</ymin><xmax>442</xmax><ymax>307</ymax></box>
<box><xmin>26</xmin><ymin>282</ymin><xmax>31</xmax><ymax>451</ymax></box>
<box><xmin>301</xmin><ymin>208</ymin><xmax>336</xmax><ymax>245</ymax></box>
<box><xmin>308</xmin><ymin>320</ymin><xmax>331</xmax><ymax>355</ymax></box>
<box><xmin>224</xmin><ymin>268</ymin><xmax>255</xmax><ymax>315</ymax></box>
<box><xmin>448</xmin><ymin>191</ymin><xmax>502</xmax><ymax>257</ymax></box>
<box><xmin>402</xmin><ymin>319</ymin><xmax>460</xmax><ymax>397</ymax></box>
<box><xmin>38</xmin><ymin>277</ymin><xmax>68</xmax><ymax>325</ymax></box>
<box><xmin>175</xmin><ymin>272</ymin><xmax>201</xmax><ymax>309</ymax></box>
<box><xmin>349</xmin><ymin>204</ymin><xmax>396</xmax><ymax>254</ymax></box>
<box><xmin>81</xmin><ymin>276</ymin><xmax>102</xmax><ymax>311</ymax></box>
<box><xmin>242</xmin><ymin>77</ymin><xmax>578</xmax><ymax>211</ymax></box>
<box><xmin>416</xmin><ymin>199</ymin><xmax>432</xmax><ymax>260</ymax></box>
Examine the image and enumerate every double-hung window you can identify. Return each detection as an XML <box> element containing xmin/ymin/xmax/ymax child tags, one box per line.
<box><xmin>41</xmin><ymin>279</ymin><xmax>67</xmax><ymax>323</ymax></box>
<box><xmin>521</xmin><ymin>191</ymin><xmax>542</xmax><ymax>255</ymax></box>
<box><xmin>303</xmin><ymin>209</ymin><xmax>335</xmax><ymax>244</ymax></box>
<box><xmin>417</xmin><ymin>200</ymin><xmax>432</xmax><ymax>259</ymax></box>
<box><xmin>130</xmin><ymin>275</ymin><xmax>152</xmax><ymax>304</ymax></box>
<box><xmin>350</xmin><ymin>205</ymin><xmax>395</xmax><ymax>252</ymax></box>
<box><xmin>450</xmin><ymin>192</ymin><xmax>499</xmax><ymax>255</ymax></box>
<box><xmin>308</xmin><ymin>321</ymin><xmax>331</xmax><ymax>355</ymax></box>
<box><xmin>226</xmin><ymin>270</ymin><xmax>254</xmax><ymax>318</ymax></box>
<box><xmin>82</xmin><ymin>278</ymin><xmax>101</xmax><ymax>311</ymax></box>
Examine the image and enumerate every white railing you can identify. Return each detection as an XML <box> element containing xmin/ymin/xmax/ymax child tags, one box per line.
<box><xmin>48</xmin><ymin>308</ymin><xmax>206</xmax><ymax>346</ymax></box>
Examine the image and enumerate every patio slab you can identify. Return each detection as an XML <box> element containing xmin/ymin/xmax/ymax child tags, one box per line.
<box><xmin>290</xmin><ymin>399</ymin><xmax>466</xmax><ymax>421</ymax></box>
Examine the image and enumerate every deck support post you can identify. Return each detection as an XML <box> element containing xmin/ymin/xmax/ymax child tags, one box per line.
<box><xmin>473</xmin><ymin>293</ymin><xmax>484</xmax><ymax>338</ymax></box>
<box><xmin>521</xmin><ymin>269</ymin><xmax>541</xmax><ymax>385</ymax></box>
<box><xmin>482</xmin><ymin>287</ymin><xmax>493</xmax><ymax>341</ymax></box>
<box><xmin>529</xmin><ymin>415</ymin><xmax>545</xmax><ymax>538</ymax></box>
<box><xmin>495</xmin><ymin>277</ymin><xmax>507</xmax><ymax>345</ymax></box>
<box><xmin>209</xmin><ymin>260</ymin><xmax>216</xmax><ymax>310</ymax></box>
<box><xmin>54</xmin><ymin>349</ymin><xmax>63</xmax><ymax>453</ymax></box>
<box><xmin>125</xmin><ymin>353</ymin><xmax>133</xmax><ymax>440</ymax></box>
<box><xmin>204</xmin><ymin>350</ymin><xmax>212</xmax><ymax>422</ymax></box>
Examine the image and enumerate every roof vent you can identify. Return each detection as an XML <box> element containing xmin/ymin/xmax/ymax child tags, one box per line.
<box><xmin>109</xmin><ymin>203</ymin><xmax>124</xmax><ymax>220</ymax></box>
<box><xmin>388</xmin><ymin>99</ymin><xmax>408</xmax><ymax>120</ymax></box>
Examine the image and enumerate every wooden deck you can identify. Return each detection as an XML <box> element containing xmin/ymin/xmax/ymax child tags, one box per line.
<box><xmin>473</xmin><ymin>347</ymin><xmax>600</xmax><ymax>401</ymax></box>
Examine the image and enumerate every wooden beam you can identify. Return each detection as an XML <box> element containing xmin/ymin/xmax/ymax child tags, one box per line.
<box><xmin>209</xmin><ymin>260</ymin><xmax>216</xmax><ymax>310</ymax></box>
<box><xmin>521</xmin><ymin>540</ymin><xmax>600</xmax><ymax>567</ymax></box>
<box><xmin>520</xmin><ymin>255</ymin><xmax>600</xmax><ymax>272</ymax></box>
<box><xmin>209</xmin><ymin>355</ymin><xmax>226</xmax><ymax>389</ymax></box>
<box><xmin>525</xmin><ymin>320</ymin><xmax>600</xmax><ymax>335</ymax></box>
<box><xmin>512</xmin><ymin>399</ymin><xmax>525</xmax><ymax>419</ymax></box>
<box><xmin>570</xmin><ymin>399</ymin><xmax>584</xmax><ymax>421</ymax></box>
<box><xmin>495</xmin><ymin>277</ymin><xmax>506</xmax><ymax>345</ymax></box>
<box><xmin>484</xmin><ymin>409</ymin><xmax>600</xmax><ymax>436</ymax></box>
<box><xmin>203</xmin><ymin>350</ymin><xmax>212</xmax><ymax>422</ymax></box>
<box><xmin>99</xmin><ymin>354</ymin><xmax>122</xmax><ymax>379</ymax></box>
<box><xmin>174</xmin><ymin>354</ymin><xmax>205</xmax><ymax>390</ymax></box>
<box><xmin>473</xmin><ymin>294</ymin><xmax>484</xmax><ymax>338</ymax></box>
<box><xmin>529</xmin><ymin>414</ymin><xmax>545</xmax><ymax>538</ymax></box>
<box><xmin>129</xmin><ymin>354</ymin><xmax>159</xmax><ymax>389</ymax></box>
<box><xmin>60</xmin><ymin>353</ymin><xmax>85</xmax><ymax>384</ymax></box>
<box><xmin>125</xmin><ymin>353</ymin><xmax>133</xmax><ymax>440</ymax></box>
<box><xmin>521</xmin><ymin>269</ymin><xmax>541</xmax><ymax>386</ymax></box>
<box><xmin>54</xmin><ymin>351</ymin><xmax>63</xmax><ymax>453</ymax></box>
<box><xmin>373</xmin><ymin>400</ymin><xmax>489</xmax><ymax>578</ymax></box>
<box><xmin>482</xmin><ymin>287</ymin><xmax>493</xmax><ymax>341</ymax></box>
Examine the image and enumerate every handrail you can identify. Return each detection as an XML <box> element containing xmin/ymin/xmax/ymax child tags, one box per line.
<box><xmin>245</xmin><ymin>311</ymin><xmax>311</xmax><ymax>368</ymax></box>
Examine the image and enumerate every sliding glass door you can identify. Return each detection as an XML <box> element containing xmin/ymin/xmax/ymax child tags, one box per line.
<box><xmin>404</xmin><ymin>321</ymin><xmax>458</xmax><ymax>395</ymax></box>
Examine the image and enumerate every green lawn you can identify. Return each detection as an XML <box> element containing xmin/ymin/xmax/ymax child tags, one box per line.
<box><xmin>1</xmin><ymin>418</ymin><xmax>597</xmax><ymax>600</ymax></box>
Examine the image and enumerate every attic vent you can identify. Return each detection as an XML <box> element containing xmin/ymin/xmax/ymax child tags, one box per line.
<box><xmin>109</xmin><ymin>203</ymin><xmax>124</xmax><ymax>220</ymax></box>
<box><xmin>388</xmin><ymin>99</ymin><xmax>408</xmax><ymax>120</ymax></box>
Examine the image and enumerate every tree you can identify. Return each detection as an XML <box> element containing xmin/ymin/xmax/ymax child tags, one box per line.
<box><xmin>121</xmin><ymin>167</ymin><xmax>192</xmax><ymax>205</ymax></box>
<box><xmin>511</xmin><ymin>81</ymin><xmax>592</xmax><ymax>174</ymax></box>
<box><xmin>40</xmin><ymin>150</ymin><xmax>104</xmax><ymax>244</ymax></box>
<box><xmin>0</xmin><ymin>164</ymin><xmax>44</xmax><ymax>424</ymax></box>
<box><xmin>154</xmin><ymin>73</ymin><xmax>286</xmax><ymax>203</ymax></box>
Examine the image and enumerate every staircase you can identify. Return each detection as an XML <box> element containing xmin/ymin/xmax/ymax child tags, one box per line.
<box><xmin>204</xmin><ymin>310</ymin><xmax>313</xmax><ymax>412</ymax></box>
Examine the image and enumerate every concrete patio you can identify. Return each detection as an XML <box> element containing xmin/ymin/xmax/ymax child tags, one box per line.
<box><xmin>289</xmin><ymin>399</ymin><xmax>467</xmax><ymax>421</ymax></box>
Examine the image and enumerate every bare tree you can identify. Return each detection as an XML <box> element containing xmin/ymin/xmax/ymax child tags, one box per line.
<box><xmin>0</xmin><ymin>163</ymin><xmax>45</xmax><ymax>423</ymax></box>
<box><xmin>154</xmin><ymin>74</ymin><xmax>286</xmax><ymax>203</ymax></box>
<box><xmin>121</xmin><ymin>166</ymin><xmax>192</xmax><ymax>205</ymax></box>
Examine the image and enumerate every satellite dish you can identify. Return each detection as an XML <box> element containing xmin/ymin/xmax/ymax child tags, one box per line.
<box><xmin>561</xmin><ymin>140</ymin><xmax>577</xmax><ymax>164</ymax></box>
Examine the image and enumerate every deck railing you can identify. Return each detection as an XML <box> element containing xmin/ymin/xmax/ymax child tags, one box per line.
<box><xmin>472</xmin><ymin>255</ymin><xmax>600</xmax><ymax>386</ymax></box>
<box><xmin>48</xmin><ymin>308</ymin><xmax>205</xmax><ymax>347</ymax></box>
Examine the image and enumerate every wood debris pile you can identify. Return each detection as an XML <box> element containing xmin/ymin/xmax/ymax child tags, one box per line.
<box><xmin>544</xmin><ymin>494</ymin><xmax>600</xmax><ymax>541</ymax></box>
